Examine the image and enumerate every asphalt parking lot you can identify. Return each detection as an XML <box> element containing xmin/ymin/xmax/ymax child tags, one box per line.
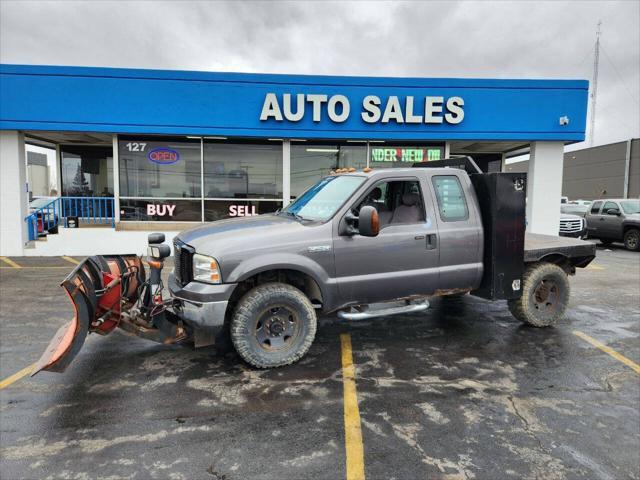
<box><xmin>1</xmin><ymin>243</ymin><xmax>639</xmax><ymax>480</ymax></box>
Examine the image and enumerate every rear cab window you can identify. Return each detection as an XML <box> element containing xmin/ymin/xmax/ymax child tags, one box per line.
<box><xmin>432</xmin><ymin>175</ymin><xmax>468</xmax><ymax>221</ymax></box>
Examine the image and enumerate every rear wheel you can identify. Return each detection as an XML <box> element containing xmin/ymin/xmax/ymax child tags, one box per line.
<box><xmin>624</xmin><ymin>229</ymin><xmax>640</xmax><ymax>251</ymax></box>
<box><xmin>508</xmin><ymin>263</ymin><xmax>570</xmax><ymax>327</ymax></box>
<box><xmin>230</xmin><ymin>282</ymin><xmax>317</xmax><ymax>368</ymax></box>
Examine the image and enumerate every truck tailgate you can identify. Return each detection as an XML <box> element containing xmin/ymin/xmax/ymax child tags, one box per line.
<box><xmin>524</xmin><ymin>233</ymin><xmax>596</xmax><ymax>267</ymax></box>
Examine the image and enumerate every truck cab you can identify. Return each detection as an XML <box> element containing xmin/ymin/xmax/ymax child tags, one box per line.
<box><xmin>170</xmin><ymin>168</ymin><xmax>484</xmax><ymax>319</ymax></box>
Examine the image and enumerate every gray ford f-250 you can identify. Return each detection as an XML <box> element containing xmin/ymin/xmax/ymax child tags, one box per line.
<box><xmin>166</xmin><ymin>158</ymin><xmax>596</xmax><ymax>368</ymax></box>
<box><xmin>33</xmin><ymin>158</ymin><xmax>596</xmax><ymax>375</ymax></box>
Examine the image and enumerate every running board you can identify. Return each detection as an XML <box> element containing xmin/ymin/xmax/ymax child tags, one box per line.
<box><xmin>337</xmin><ymin>300</ymin><xmax>429</xmax><ymax>321</ymax></box>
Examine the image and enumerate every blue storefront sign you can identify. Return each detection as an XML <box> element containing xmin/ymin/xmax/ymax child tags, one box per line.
<box><xmin>0</xmin><ymin>64</ymin><xmax>588</xmax><ymax>141</ymax></box>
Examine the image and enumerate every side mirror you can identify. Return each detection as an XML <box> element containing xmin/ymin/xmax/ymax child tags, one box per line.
<box><xmin>358</xmin><ymin>206</ymin><xmax>380</xmax><ymax>237</ymax></box>
<box><xmin>606</xmin><ymin>208</ymin><xmax>621</xmax><ymax>216</ymax></box>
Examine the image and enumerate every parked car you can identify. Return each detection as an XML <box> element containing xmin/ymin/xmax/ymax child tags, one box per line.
<box><xmin>585</xmin><ymin>198</ymin><xmax>640</xmax><ymax>251</ymax></box>
<box><xmin>561</xmin><ymin>203</ymin><xmax>590</xmax><ymax>217</ymax></box>
<box><xmin>29</xmin><ymin>197</ymin><xmax>59</xmax><ymax>235</ymax></box>
<box><xmin>569</xmin><ymin>199</ymin><xmax>592</xmax><ymax>206</ymax></box>
<box><xmin>559</xmin><ymin>212</ymin><xmax>586</xmax><ymax>238</ymax></box>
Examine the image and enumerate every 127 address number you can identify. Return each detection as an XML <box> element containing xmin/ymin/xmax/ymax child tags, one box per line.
<box><xmin>125</xmin><ymin>142</ymin><xmax>147</xmax><ymax>152</ymax></box>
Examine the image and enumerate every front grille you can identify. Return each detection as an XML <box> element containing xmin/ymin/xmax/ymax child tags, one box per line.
<box><xmin>560</xmin><ymin>219</ymin><xmax>583</xmax><ymax>233</ymax></box>
<box><xmin>173</xmin><ymin>240</ymin><xmax>194</xmax><ymax>286</ymax></box>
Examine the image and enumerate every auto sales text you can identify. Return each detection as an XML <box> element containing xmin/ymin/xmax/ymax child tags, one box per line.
<box><xmin>259</xmin><ymin>93</ymin><xmax>464</xmax><ymax>124</ymax></box>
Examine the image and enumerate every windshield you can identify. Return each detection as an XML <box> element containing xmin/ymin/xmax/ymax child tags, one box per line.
<box><xmin>282</xmin><ymin>175</ymin><xmax>366</xmax><ymax>221</ymax></box>
<box><xmin>620</xmin><ymin>200</ymin><xmax>640</xmax><ymax>214</ymax></box>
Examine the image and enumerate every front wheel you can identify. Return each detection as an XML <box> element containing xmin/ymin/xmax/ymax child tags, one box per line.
<box><xmin>508</xmin><ymin>263</ymin><xmax>570</xmax><ymax>327</ymax></box>
<box><xmin>624</xmin><ymin>229</ymin><xmax>640</xmax><ymax>251</ymax></box>
<box><xmin>230</xmin><ymin>282</ymin><xmax>317</xmax><ymax>368</ymax></box>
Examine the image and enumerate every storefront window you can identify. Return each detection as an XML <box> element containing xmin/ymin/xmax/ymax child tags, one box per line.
<box><xmin>61</xmin><ymin>146</ymin><xmax>113</xmax><ymax>197</ymax></box>
<box><xmin>204</xmin><ymin>200</ymin><xmax>281</xmax><ymax>221</ymax></box>
<box><xmin>203</xmin><ymin>142</ymin><xmax>282</xmax><ymax>199</ymax></box>
<box><xmin>119</xmin><ymin>199</ymin><xmax>202</xmax><ymax>222</ymax></box>
<box><xmin>119</xmin><ymin>137</ymin><xmax>201</xmax><ymax>198</ymax></box>
<box><xmin>369</xmin><ymin>145</ymin><xmax>445</xmax><ymax>168</ymax></box>
<box><xmin>290</xmin><ymin>144</ymin><xmax>366</xmax><ymax>199</ymax></box>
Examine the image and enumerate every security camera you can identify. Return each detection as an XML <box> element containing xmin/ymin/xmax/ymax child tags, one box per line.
<box><xmin>559</xmin><ymin>116</ymin><xmax>570</xmax><ymax>126</ymax></box>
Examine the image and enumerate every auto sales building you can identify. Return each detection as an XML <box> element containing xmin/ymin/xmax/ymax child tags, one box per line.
<box><xmin>0</xmin><ymin>64</ymin><xmax>588</xmax><ymax>256</ymax></box>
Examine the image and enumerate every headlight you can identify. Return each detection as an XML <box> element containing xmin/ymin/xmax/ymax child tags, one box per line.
<box><xmin>192</xmin><ymin>253</ymin><xmax>222</xmax><ymax>284</ymax></box>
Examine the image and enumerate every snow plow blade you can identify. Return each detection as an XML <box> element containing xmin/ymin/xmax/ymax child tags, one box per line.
<box><xmin>32</xmin><ymin>255</ymin><xmax>145</xmax><ymax>376</ymax></box>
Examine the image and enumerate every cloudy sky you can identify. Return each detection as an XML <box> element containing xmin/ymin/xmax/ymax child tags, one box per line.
<box><xmin>1</xmin><ymin>0</ymin><xmax>638</xmax><ymax>149</ymax></box>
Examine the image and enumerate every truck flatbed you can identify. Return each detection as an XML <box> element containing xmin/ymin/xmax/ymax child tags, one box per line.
<box><xmin>524</xmin><ymin>233</ymin><xmax>596</xmax><ymax>267</ymax></box>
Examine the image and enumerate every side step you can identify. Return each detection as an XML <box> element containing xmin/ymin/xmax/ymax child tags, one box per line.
<box><xmin>337</xmin><ymin>300</ymin><xmax>429</xmax><ymax>321</ymax></box>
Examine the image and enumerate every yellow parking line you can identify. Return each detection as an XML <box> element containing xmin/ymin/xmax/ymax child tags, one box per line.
<box><xmin>0</xmin><ymin>257</ymin><xmax>22</xmax><ymax>269</ymax></box>
<box><xmin>340</xmin><ymin>333</ymin><xmax>366</xmax><ymax>480</ymax></box>
<box><xmin>0</xmin><ymin>266</ymin><xmax>70</xmax><ymax>269</ymax></box>
<box><xmin>62</xmin><ymin>256</ymin><xmax>80</xmax><ymax>265</ymax></box>
<box><xmin>0</xmin><ymin>362</ymin><xmax>37</xmax><ymax>390</ymax></box>
<box><xmin>573</xmin><ymin>331</ymin><xmax>640</xmax><ymax>374</ymax></box>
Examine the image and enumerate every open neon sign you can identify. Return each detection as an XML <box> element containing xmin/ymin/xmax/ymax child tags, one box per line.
<box><xmin>148</xmin><ymin>148</ymin><xmax>180</xmax><ymax>165</ymax></box>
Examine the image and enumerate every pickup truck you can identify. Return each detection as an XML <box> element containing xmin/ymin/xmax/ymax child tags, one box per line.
<box><xmin>585</xmin><ymin>198</ymin><xmax>640</xmax><ymax>251</ymax></box>
<box><xmin>33</xmin><ymin>158</ymin><xmax>597</xmax><ymax>374</ymax></box>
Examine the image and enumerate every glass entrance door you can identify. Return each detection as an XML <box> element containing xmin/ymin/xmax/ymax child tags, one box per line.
<box><xmin>60</xmin><ymin>145</ymin><xmax>114</xmax><ymax>197</ymax></box>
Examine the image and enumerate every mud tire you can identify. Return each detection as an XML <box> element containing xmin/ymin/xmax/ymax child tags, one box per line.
<box><xmin>230</xmin><ymin>282</ymin><xmax>317</xmax><ymax>368</ymax></box>
<box><xmin>508</xmin><ymin>263</ymin><xmax>570</xmax><ymax>327</ymax></box>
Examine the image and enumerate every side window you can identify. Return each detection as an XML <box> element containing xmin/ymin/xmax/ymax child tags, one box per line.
<box><xmin>432</xmin><ymin>175</ymin><xmax>468</xmax><ymax>221</ymax></box>
<box><xmin>603</xmin><ymin>201</ymin><xmax>618</xmax><ymax>214</ymax></box>
<box><xmin>356</xmin><ymin>179</ymin><xmax>426</xmax><ymax>227</ymax></box>
<box><xmin>590</xmin><ymin>201</ymin><xmax>603</xmax><ymax>214</ymax></box>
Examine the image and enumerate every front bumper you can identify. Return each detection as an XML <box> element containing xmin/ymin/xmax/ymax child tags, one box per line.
<box><xmin>168</xmin><ymin>273</ymin><xmax>237</xmax><ymax>330</ymax></box>
<box><xmin>560</xmin><ymin>228</ymin><xmax>587</xmax><ymax>238</ymax></box>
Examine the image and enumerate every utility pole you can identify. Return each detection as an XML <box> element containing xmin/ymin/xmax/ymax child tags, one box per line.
<box><xmin>589</xmin><ymin>20</ymin><xmax>602</xmax><ymax>147</ymax></box>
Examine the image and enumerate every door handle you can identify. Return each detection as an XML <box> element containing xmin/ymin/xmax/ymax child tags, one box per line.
<box><xmin>599</xmin><ymin>217</ymin><xmax>605</xmax><ymax>221</ymax></box>
<box><xmin>414</xmin><ymin>235</ymin><xmax>425</xmax><ymax>240</ymax></box>
<box><xmin>426</xmin><ymin>234</ymin><xmax>438</xmax><ymax>250</ymax></box>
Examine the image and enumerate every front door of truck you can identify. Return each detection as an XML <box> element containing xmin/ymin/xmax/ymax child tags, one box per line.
<box><xmin>586</xmin><ymin>201</ymin><xmax>604</xmax><ymax>236</ymax></box>
<box><xmin>600</xmin><ymin>201</ymin><xmax>622</xmax><ymax>239</ymax></box>
<box><xmin>333</xmin><ymin>177</ymin><xmax>440</xmax><ymax>305</ymax></box>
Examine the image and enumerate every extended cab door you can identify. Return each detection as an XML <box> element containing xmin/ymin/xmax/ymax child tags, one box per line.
<box><xmin>426</xmin><ymin>172</ymin><xmax>483</xmax><ymax>291</ymax></box>
<box><xmin>332</xmin><ymin>175</ymin><xmax>440</xmax><ymax>305</ymax></box>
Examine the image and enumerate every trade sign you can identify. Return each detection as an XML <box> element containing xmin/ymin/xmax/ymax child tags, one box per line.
<box><xmin>148</xmin><ymin>148</ymin><xmax>180</xmax><ymax>165</ymax></box>
<box><xmin>370</xmin><ymin>147</ymin><xmax>443</xmax><ymax>163</ymax></box>
<box><xmin>260</xmin><ymin>93</ymin><xmax>464</xmax><ymax>124</ymax></box>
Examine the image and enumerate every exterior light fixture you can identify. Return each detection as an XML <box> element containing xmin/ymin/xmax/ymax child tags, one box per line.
<box><xmin>306</xmin><ymin>148</ymin><xmax>340</xmax><ymax>153</ymax></box>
